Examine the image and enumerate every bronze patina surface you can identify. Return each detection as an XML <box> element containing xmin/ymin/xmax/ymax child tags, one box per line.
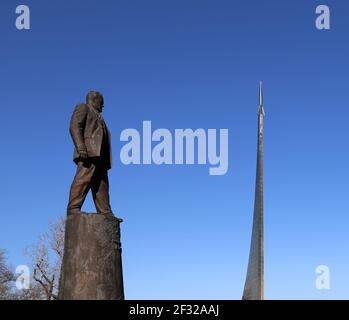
<box><xmin>67</xmin><ymin>91</ymin><xmax>116</xmax><ymax>217</ymax></box>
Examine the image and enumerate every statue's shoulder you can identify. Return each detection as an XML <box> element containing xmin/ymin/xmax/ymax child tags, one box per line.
<box><xmin>73</xmin><ymin>103</ymin><xmax>88</xmax><ymax>113</ymax></box>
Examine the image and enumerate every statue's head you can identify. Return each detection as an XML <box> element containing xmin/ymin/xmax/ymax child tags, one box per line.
<box><xmin>86</xmin><ymin>91</ymin><xmax>104</xmax><ymax>112</ymax></box>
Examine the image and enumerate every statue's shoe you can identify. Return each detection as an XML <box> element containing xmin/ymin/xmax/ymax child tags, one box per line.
<box><xmin>66</xmin><ymin>210</ymin><xmax>82</xmax><ymax>216</ymax></box>
<box><xmin>98</xmin><ymin>211</ymin><xmax>123</xmax><ymax>222</ymax></box>
<box><xmin>67</xmin><ymin>210</ymin><xmax>123</xmax><ymax>222</ymax></box>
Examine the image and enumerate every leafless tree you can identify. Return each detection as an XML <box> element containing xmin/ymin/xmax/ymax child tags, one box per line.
<box><xmin>25</xmin><ymin>216</ymin><xmax>65</xmax><ymax>300</ymax></box>
<box><xmin>0</xmin><ymin>249</ymin><xmax>14</xmax><ymax>299</ymax></box>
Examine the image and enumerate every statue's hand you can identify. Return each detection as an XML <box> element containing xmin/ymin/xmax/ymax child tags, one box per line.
<box><xmin>78</xmin><ymin>150</ymin><xmax>88</xmax><ymax>161</ymax></box>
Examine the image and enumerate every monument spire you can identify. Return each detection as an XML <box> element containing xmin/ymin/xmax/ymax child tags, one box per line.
<box><xmin>242</xmin><ymin>81</ymin><xmax>265</xmax><ymax>300</ymax></box>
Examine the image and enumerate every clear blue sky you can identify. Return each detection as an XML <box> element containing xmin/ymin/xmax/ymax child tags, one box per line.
<box><xmin>0</xmin><ymin>0</ymin><xmax>348</xmax><ymax>299</ymax></box>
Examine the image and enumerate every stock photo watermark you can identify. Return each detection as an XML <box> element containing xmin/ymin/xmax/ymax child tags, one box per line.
<box><xmin>315</xmin><ymin>5</ymin><xmax>330</xmax><ymax>30</ymax></box>
<box><xmin>14</xmin><ymin>4</ymin><xmax>331</xmax><ymax>31</ymax></box>
<box><xmin>315</xmin><ymin>265</ymin><xmax>330</xmax><ymax>290</ymax></box>
<box><xmin>119</xmin><ymin>121</ymin><xmax>229</xmax><ymax>176</ymax></box>
<box><xmin>15</xmin><ymin>265</ymin><xmax>30</xmax><ymax>290</ymax></box>
<box><xmin>15</xmin><ymin>5</ymin><xmax>30</xmax><ymax>30</ymax></box>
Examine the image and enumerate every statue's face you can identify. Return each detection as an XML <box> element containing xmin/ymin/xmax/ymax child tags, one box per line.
<box><xmin>90</xmin><ymin>95</ymin><xmax>104</xmax><ymax>112</ymax></box>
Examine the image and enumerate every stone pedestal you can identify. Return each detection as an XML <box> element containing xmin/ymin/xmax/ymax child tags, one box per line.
<box><xmin>58</xmin><ymin>213</ymin><xmax>124</xmax><ymax>300</ymax></box>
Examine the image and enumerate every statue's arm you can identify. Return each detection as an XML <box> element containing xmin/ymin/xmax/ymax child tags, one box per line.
<box><xmin>70</xmin><ymin>104</ymin><xmax>88</xmax><ymax>152</ymax></box>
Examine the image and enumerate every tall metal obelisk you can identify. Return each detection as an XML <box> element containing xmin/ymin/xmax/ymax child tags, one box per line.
<box><xmin>242</xmin><ymin>81</ymin><xmax>265</xmax><ymax>300</ymax></box>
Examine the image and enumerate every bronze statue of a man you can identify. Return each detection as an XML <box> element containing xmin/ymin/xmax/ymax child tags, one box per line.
<box><xmin>67</xmin><ymin>91</ymin><xmax>117</xmax><ymax>218</ymax></box>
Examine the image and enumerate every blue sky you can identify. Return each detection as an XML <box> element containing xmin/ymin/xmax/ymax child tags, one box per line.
<box><xmin>0</xmin><ymin>0</ymin><xmax>348</xmax><ymax>299</ymax></box>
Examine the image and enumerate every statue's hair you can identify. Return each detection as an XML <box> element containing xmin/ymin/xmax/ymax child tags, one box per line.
<box><xmin>86</xmin><ymin>90</ymin><xmax>104</xmax><ymax>105</ymax></box>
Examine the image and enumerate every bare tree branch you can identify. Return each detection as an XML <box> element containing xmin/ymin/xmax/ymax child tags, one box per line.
<box><xmin>0</xmin><ymin>249</ymin><xmax>15</xmax><ymax>299</ymax></box>
<box><xmin>24</xmin><ymin>216</ymin><xmax>65</xmax><ymax>300</ymax></box>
